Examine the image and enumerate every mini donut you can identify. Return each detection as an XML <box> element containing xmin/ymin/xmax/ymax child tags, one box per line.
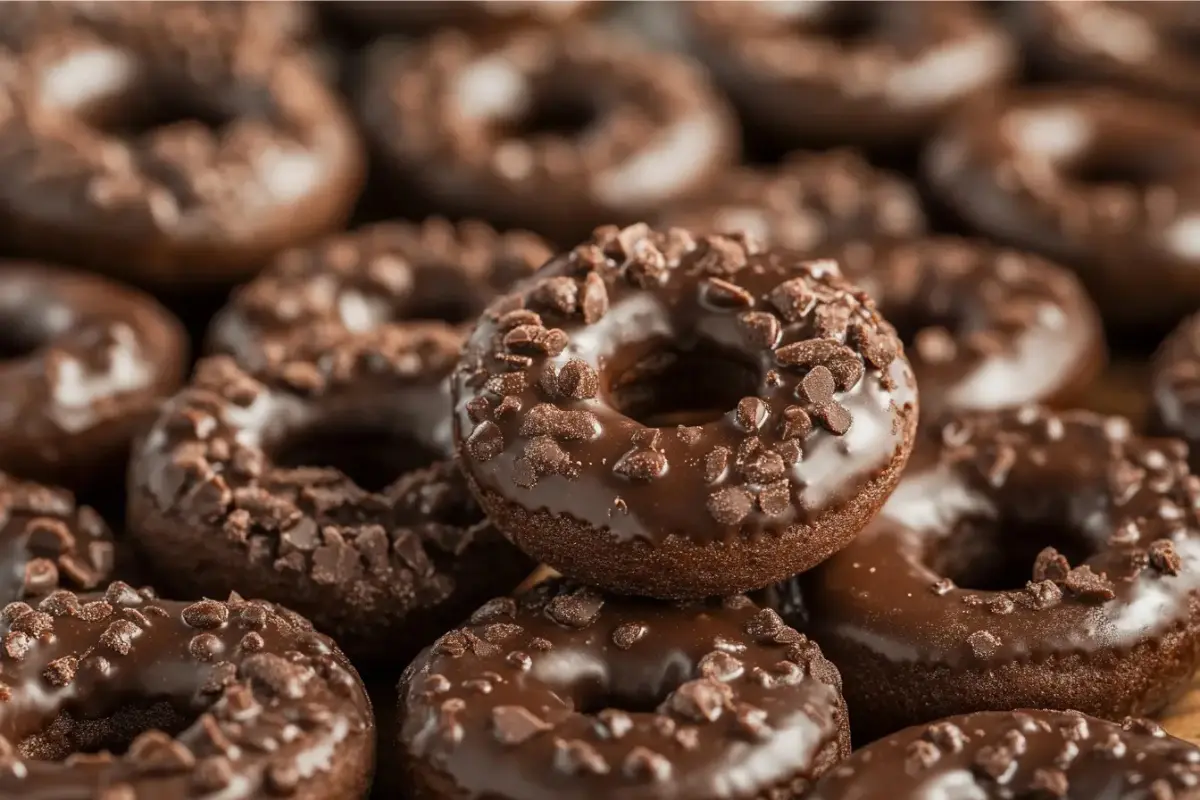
<box><xmin>808</xmin><ymin>710</ymin><xmax>1200</xmax><ymax>800</ymax></box>
<box><xmin>325</xmin><ymin>1</ymin><xmax>591</xmax><ymax>35</ymax></box>
<box><xmin>925</xmin><ymin>87</ymin><xmax>1200</xmax><ymax>329</ymax></box>
<box><xmin>0</xmin><ymin>9</ymin><xmax>363</xmax><ymax>289</ymax></box>
<box><xmin>1152</xmin><ymin>313</ymin><xmax>1200</xmax><ymax>471</ymax></box>
<box><xmin>398</xmin><ymin>578</ymin><xmax>850</xmax><ymax>800</ymax></box>
<box><xmin>358</xmin><ymin>27</ymin><xmax>738</xmax><ymax>246</ymax></box>
<box><xmin>128</xmin><ymin>324</ymin><xmax>534</xmax><ymax>668</ymax></box>
<box><xmin>659</xmin><ymin>149</ymin><xmax>927</xmax><ymax>252</ymax></box>
<box><xmin>0</xmin><ymin>263</ymin><xmax>186</xmax><ymax>492</ymax></box>
<box><xmin>0</xmin><ymin>581</ymin><xmax>373</xmax><ymax>799</ymax></box>
<box><xmin>682</xmin><ymin>0</ymin><xmax>1015</xmax><ymax>150</ymax></box>
<box><xmin>794</xmin><ymin>406</ymin><xmax>1200</xmax><ymax>742</ymax></box>
<box><xmin>208</xmin><ymin>218</ymin><xmax>554</xmax><ymax>368</ymax></box>
<box><xmin>451</xmin><ymin>224</ymin><xmax>918</xmax><ymax>599</ymax></box>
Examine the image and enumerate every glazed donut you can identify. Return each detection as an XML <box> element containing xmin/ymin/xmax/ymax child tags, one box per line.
<box><xmin>809</xmin><ymin>710</ymin><xmax>1200</xmax><ymax>800</ymax></box>
<box><xmin>0</xmin><ymin>582</ymin><xmax>373</xmax><ymax>799</ymax></box>
<box><xmin>399</xmin><ymin>578</ymin><xmax>850</xmax><ymax>800</ymax></box>
<box><xmin>659</xmin><ymin>149</ymin><xmax>927</xmax><ymax>252</ymax></box>
<box><xmin>925</xmin><ymin>87</ymin><xmax>1200</xmax><ymax>329</ymax></box>
<box><xmin>451</xmin><ymin>224</ymin><xmax>918</xmax><ymax>599</ymax></box>
<box><xmin>0</xmin><ymin>10</ymin><xmax>363</xmax><ymax>289</ymax></box>
<box><xmin>208</xmin><ymin>218</ymin><xmax>553</xmax><ymax>368</ymax></box>
<box><xmin>794</xmin><ymin>406</ymin><xmax>1200</xmax><ymax>742</ymax></box>
<box><xmin>682</xmin><ymin>0</ymin><xmax>1015</xmax><ymax>150</ymax></box>
<box><xmin>0</xmin><ymin>263</ymin><xmax>186</xmax><ymax>492</ymax></box>
<box><xmin>128</xmin><ymin>324</ymin><xmax>534</xmax><ymax>668</ymax></box>
<box><xmin>325</xmin><ymin>1</ymin><xmax>591</xmax><ymax>35</ymax></box>
<box><xmin>1152</xmin><ymin>312</ymin><xmax>1200</xmax><ymax>471</ymax></box>
<box><xmin>358</xmin><ymin>27</ymin><xmax>737</xmax><ymax>245</ymax></box>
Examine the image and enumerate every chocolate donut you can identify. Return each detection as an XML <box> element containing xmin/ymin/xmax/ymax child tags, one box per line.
<box><xmin>0</xmin><ymin>582</ymin><xmax>373</xmax><ymax>799</ymax></box>
<box><xmin>208</xmin><ymin>218</ymin><xmax>553</xmax><ymax>368</ymax></box>
<box><xmin>452</xmin><ymin>224</ymin><xmax>918</xmax><ymax>599</ymax></box>
<box><xmin>683</xmin><ymin>0</ymin><xmax>1015</xmax><ymax>150</ymax></box>
<box><xmin>0</xmin><ymin>8</ymin><xmax>363</xmax><ymax>289</ymax></box>
<box><xmin>325</xmin><ymin>1</ymin><xmax>591</xmax><ymax>35</ymax></box>
<box><xmin>358</xmin><ymin>27</ymin><xmax>737</xmax><ymax>245</ymax></box>
<box><xmin>0</xmin><ymin>263</ymin><xmax>186</xmax><ymax>492</ymax></box>
<box><xmin>1152</xmin><ymin>313</ymin><xmax>1200</xmax><ymax>472</ymax></box>
<box><xmin>925</xmin><ymin>87</ymin><xmax>1200</xmax><ymax>329</ymax></box>
<box><xmin>809</xmin><ymin>710</ymin><xmax>1200</xmax><ymax>800</ymax></box>
<box><xmin>128</xmin><ymin>324</ymin><xmax>534</xmax><ymax>668</ymax></box>
<box><xmin>794</xmin><ymin>406</ymin><xmax>1200</xmax><ymax>742</ymax></box>
<box><xmin>659</xmin><ymin>149</ymin><xmax>927</xmax><ymax>252</ymax></box>
<box><xmin>399</xmin><ymin>578</ymin><xmax>850</xmax><ymax>800</ymax></box>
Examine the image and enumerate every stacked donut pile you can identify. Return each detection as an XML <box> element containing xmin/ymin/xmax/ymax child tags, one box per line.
<box><xmin>0</xmin><ymin>2</ymin><xmax>1200</xmax><ymax>799</ymax></box>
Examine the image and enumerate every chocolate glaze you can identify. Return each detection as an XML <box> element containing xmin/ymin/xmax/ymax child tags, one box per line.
<box><xmin>452</xmin><ymin>224</ymin><xmax>917</xmax><ymax>598</ymax></box>
<box><xmin>683</xmin><ymin>0</ymin><xmax>1015</xmax><ymax>150</ymax></box>
<box><xmin>924</xmin><ymin>87</ymin><xmax>1200</xmax><ymax>330</ymax></box>
<box><xmin>809</xmin><ymin>710</ymin><xmax>1200</xmax><ymax>800</ymax></box>
<box><xmin>794</xmin><ymin>406</ymin><xmax>1200</xmax><ymax>740</ymax></box>
<box><xmin>0</xmin><ymin>263</ymin><xmax>186</xmax><ymax>492</ymax></box>
<box><xmin>1152</xmin><ymin>313</ymin><xmax>1200</xmax><ymax>472</ymax></box>
<box><xmin>358</xmin><ymin>27</ymin><xmax>738</xmax><ymax>246</ymax></box>
<box><xmin>0</xmin><ymin>7</ymin><xmax>363</xmax><ymax>288</ymax></box>
<box><xmin>399</xmin><ymin>578</ymin><xmax>850</xmax><ymax>800</ymax></box>
<box><xmin>0</xmin><ymin>582</ymin><xmax>373</xmax><ymax>800</ymax></box>
<box><xmin>128</xmin><ymin>323</ymin><xmax>534</xmax><ymax>668</ymax></box>
<box><xmin>208</xmin><ymin>219</ymin><xmax>553</xmax><ymax>369</ymax></box>
<box><xmin>325</xmin><ymin>1</ymin><xmax>592</xmax><ymax>34</ymax></box>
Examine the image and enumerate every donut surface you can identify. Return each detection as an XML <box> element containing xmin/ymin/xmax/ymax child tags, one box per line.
<box><xmin>809</xmin><ymin>710</ymin><xmax>1200</xmax><ymax>800</ymax></box>
<box><xmin>925</xmin><ymin>87</ymin><xmax>1200</xmax><ymax>328</ymax></box>
<box><xmin>452</xmin><ymin>224</ymin><xmax>917</xmax><ymax>598</ymax></box>
<box><xmin>208</xmin><ymin>219</ymin><xmax>553</xmax><ymax>368</ymax></box>
<box><xmin>795</xmin><ymin>406</ymin><xmax>1200</xmax><ymax>741</ymax></box>
<box><xmin>399</xmin><ymin>578</ymin><xmax>850</xmax><ymax>800</ymax></box>
<box><xmin>359</xmin><ymin>28</ymin><xmax>737</xmax><ymax>245</ymax></box>
<box><xmin>128</xmin><ymin>324</ymin><xmax>534</xmax><ymax>667</ymax></box>
<box><xmin>0</xmin><ymin>263</ymin><xmax>186</xmax><ymax>491</ymax></box>
<box><xmin>684</xmin><ymin>0</ymin><xmax>1014</xmax><ymax>149</ymax></box>
<box><xmin>1152</xmin><ymin>313</ymin><xmax>1200</xmax><ymax>472</ymax></box>
<box><xmin>326</xmin><ymin>1</ymin><xmax>590</xmax><ymax>34</ymax></box>
<box><xmin>0</xmin><ymin>582</ymin><xmax>373</xmax><ymax>799</ymax></box>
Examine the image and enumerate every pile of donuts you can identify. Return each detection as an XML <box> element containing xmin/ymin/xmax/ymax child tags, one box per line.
<box><xmin>3</xmin><ymin>2</ymin><xmax>1200</xmax><ymax>798</ymax></box>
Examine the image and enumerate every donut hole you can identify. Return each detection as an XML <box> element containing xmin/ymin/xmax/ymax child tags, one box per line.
<box><xmin>507</xmin><ymin>85</ymin><xmax>601</xmax><ymax>141</ymax></box>
<box><xmin>534</xmin><ymin>648</ymin><xmax>694</xmax><ymax>715</ymax></box>
<box><xmin>17</xmin><ymin>702</ymin><xmax>188</xmax><ymax>761</ymax></box>
<box><xmin>607</xmin><ymin>345</ymin><xmax>761</xmax><ymax>428</ymax></box>
<box><xmin>66</xmin><ymin>72</ymin><xmax>236</xmax><ymax>141</ymax></box>
<box><xmin>0</xmin><ymin>297</ymin><xmax>72</xmax><ymax>361</ymax></box>
<box><xmin>812</xmin><ymin>3</ymin><xmax>880</xmax><ymax>42</ymax></box>
<box><xmin>0</xmin><ymin>322</ymin><xmax>50</xmax><ymax>361</ymax></box>
<box><xmin>927</xmin><ymin>517</ymin><xmax>1095</xmax><ymax>591</ymax></box>
<box><xmin>407</xmin><ymin>267</ymin><xmax>490</xmax><ymax>326</ymax></box>
<box><xmin>1066</xmin><ymin>150</ymin><xmax>1176</xmax><ymax>188</ymax></box>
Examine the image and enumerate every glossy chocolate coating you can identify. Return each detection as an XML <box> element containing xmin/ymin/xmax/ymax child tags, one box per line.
<box><xmin>399</xmin><ymin>578</ymin><xmax>850</xmax><ymax>800</ymax></box>
<box><xmin>684</xmin><ymin>0</ymin><xmax>1015</xmax><ymax>149</ymax></box>
<box><xmin>809</xmin><ymin>710</ymin><xmax>1200</xmax><ymax>800</ymax></box>
<box><xmin>358</xmin><ymin>27</ymin><xmax>737</xmax><ymax>246</ymax></box>
<box><xmin>1151</xmin><ymin>313</ymin><xmax>1200</xmax><ymax>472</ymax></box>
<box><xmin>925</xmin><ymin>87</ymin><xmax>1200</xmax><ymax>329</ymax></box>
<box><xmin>0</xmin><ymin>263</ymin><xmax>186</xmax><ymax>492</ymax></box>
<box><xmin>0</xmin><ymin>582</ymin><xmax>373</xmax><ymax>800</ymax></box>
<box><xmin>128</xmin><ymin>323</ymin><xmax>533</xmax><ymax>668</ymax></box>
<box><xmin>796</xmin><ymin>407</ymin><xmax>1200</xmax><ymax>741</ymax></box>
<box><xmin>452</xmin><ymin>225</ymin><xmax>917</xmax><ymax>598</ymax></box>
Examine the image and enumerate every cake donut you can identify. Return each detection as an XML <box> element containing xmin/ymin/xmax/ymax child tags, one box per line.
<box><xmin>808</xmin><ymin>710</ymin><xmax>1200</xmax><ymax>800</ymax></box>
<box><xmin>925</xmin><ymin>87</ymin><xmax>1200</xmax><ymax>328</ymax></box>
<box><xmin>0</xmin><ymin>263</ymin><xmax>186</xmax><ymax>492</ymax></box>
<box><xmin>358</xmin><ymin>27</ymin><xmax>737</xmax><ymax>245</ymax></box>
<box><xmin>451</xmin><ymin>224</ymin><xmax>918</xmax><ymax>599</ymax></box>
<box><xmin>128</xmin><ymin>324</ymin><xmax>534</xmax><ymax>668</ymax></box>
<box><xmin>682</xmin><ymin>0</ymin><xmax>1015</xmax><ymax>150</ymax></box>
<box><xmin>0</xmin><ymin>7</ymin><xmax>363</xmax><ymax>289</ymax></box>
<box><xmin>208</xmin><ymin>218</ymin><xmax>553</xmax><ymax>368</ymax></box>
<box><xmin>398</xmin><ymin>578</ymin><xmax>850</xmax><ymax>800</ymax></box>
<box><xmin>325</xmin><ymin>1</ymin><xmax>591</xmax><ymax>35</ymax></box>
<box><xmin>795</xmin><ymin>406</ymin><xmax>1200</xmax><ymax>741</ymax></box>
<box><xmin>0</xmin><ymin>581</ymin><xmax>374</xmax><ymax>799</ymax></box>
<box><xmin>1152</xmin><ymin>312</ymin><xmax>1200</xmax><ymax>472</ymax></box>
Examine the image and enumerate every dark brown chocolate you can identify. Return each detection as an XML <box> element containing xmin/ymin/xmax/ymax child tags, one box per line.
<box><xmin>208</xmin><ymin>218</ymin><xmax>553</xmax><ymax>368</ymax></box>
<box><xmin>809</xmin><ymin>710</ymin><xmax>1200</xmax><ymax>800</ymax></box>
<box><xmin>128</xmin><ymin>323</ymin><xmax>534</xmax><ymax>668</ymax></box>
<box><xmin>925</xmin><ymin>87</ymin><xmax>1200</xmax><ymax>329</ymax></box>
<box><xmin>0</xmin><ymin>263</ymin><xmax>186</xmax><ymax>492</ymax></box>
<box><xmin>683</xmin><ymin>0</ymin><xmax>1015</xmax><ymax>149</ymax></box>
<box><xmin>0</xmin><ymin>582</ymin><xmax>373</xmax><ymax>800</ymax></box>
<box><xmin>325</xmin><ymin>0</ymin><xmax>591</xmax><ymax>34</ymax></box>
<box><xmin>399</xmin><ymin>578</ymin><xmax>850</xmax><ymax>800</ymax></box>
<box><xmin>358</xmin><ymin>27</ymin><xmax>738</xmax><ymax>246</ymax></box>
<box><xmin>451</xmin><ymin>224</ymin><xmax>918</xmax><ymax>598</ymax></box>
<box><xmin>794</xmin><ymin>406</ymin><xmax>1200</xmax><ymax>741</ymax></box>
<box><xmin>1152</xmin><ymin>313</ymin><xmax>1200</xmax><ymax>471</ymax></box>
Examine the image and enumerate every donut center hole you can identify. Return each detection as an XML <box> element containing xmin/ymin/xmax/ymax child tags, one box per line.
<box><xmin>18</xmin><ymin>702</ymin><xmax>189</xmax><ymax>761</ymax></box>
<box><xmin>0</xmin><ymin>296</ymin><xmax>73</xmax><ymax>361</ymax></box>
<box><xmin>607</xmin><ymin>346</ymin><xmax>761</xmax><ymax>428</ymax></box>
<box><xmin>271</xmin><ymin>419</ymin><xmax>445</xmax><ymax>493</ymax></box>
<box><xmin>82</xmin><ymin>91</ymin><xmax>234</xmax><ymax>140</ymax></box>
<box><xmin>928</xmin><ymin>519</ymin><xmax>1094</xmax><ymax>591</ymax></box>
<box><xmin>406</xmin><ymin>267</ymin><xmax>489</xmax><ymax>326</ymax></box>
<box><xmin>1068</xmin><ymin>151</ymin><xmax>1175</xmax><ymax>188</ymax></box>
<box><xmin>815</xmin><ymin>4</ymin><xmax>880</xmax><ymax>42</ymax></box>
<box><xmin>0</xmin><ymin>322</ymin><xmax>49</xmax><ymax>360</ymax></box>
<box><xmin>510</xmin><ymin>88</ymin><xmax>600</xmax><ymax>140</ymax></box>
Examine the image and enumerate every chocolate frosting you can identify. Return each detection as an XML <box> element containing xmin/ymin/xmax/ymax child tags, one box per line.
<box><xmin>1153</xmin><ymin>313</ymin><xmax>1200</xmax><ymax>472</ymax></box>
<box><xmin>809</xmin><ymin>710</ymin><xmax>1200</xmax><ymax>800</ymax></box>
<box><xmin>399</xmin><ymin>578</ymin><xmax>850</xmax><ymax>800</ymax></box>
<box><xmin>0</xmin><ymin>582</ymin><xmax>373</xmax><ymax>800</ymax></box>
